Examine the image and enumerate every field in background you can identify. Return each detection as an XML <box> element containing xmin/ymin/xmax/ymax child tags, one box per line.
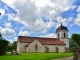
<box><xmin>0</xmin><ymin>53</ymin><xmax>73</xmax><ymax>60</ymax></box>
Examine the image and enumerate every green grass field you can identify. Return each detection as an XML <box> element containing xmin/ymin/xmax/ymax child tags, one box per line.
<box><xmin>0</xmin><ymin>53</ymin><xmax>73</xmax><ymax>60</ymax></box>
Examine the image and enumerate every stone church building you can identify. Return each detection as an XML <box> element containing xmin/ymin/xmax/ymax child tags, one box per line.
<box><xmin>17</xmin><ymin>23</ymin><xmax>69</xmax><ymax>53</ymax></box>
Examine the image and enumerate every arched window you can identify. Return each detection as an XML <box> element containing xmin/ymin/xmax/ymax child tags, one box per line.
<box><xmin>58</xmin><ymin>33</ymin><xmax>59</xmax><ymax>38</ymax></box>
<box><xmin>64</xmin><ymin>32</ymin><xmax>66</xmax><ymax>38</ymax></box>
<box><xmin>35</xmin><ymin>44</ymin><xmax>38</xmax><ymax>50</ymax></box>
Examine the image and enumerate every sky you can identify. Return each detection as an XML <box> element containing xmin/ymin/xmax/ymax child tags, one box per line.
<box><xmin>0</xmin><ymin>0</ymin><xmax>80</xmax><ymax>43</ymax></box>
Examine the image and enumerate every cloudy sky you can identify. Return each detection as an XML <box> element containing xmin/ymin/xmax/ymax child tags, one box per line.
<box><xmin>0</xmin><ymin>0</ymin><xmax>80</xmax><ymax>43</ymax></box>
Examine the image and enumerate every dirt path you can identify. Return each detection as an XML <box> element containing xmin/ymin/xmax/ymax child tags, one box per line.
<box><xmin>51</xmin><ymin>56</ymin><xmax>73</xmax><ymax>60</ymax></box>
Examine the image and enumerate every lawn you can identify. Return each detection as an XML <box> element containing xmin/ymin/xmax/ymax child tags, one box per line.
<box><xmin>0</xmin><ymin>53</ymin><xmax>73</xmax><ymax>60</ymax></box>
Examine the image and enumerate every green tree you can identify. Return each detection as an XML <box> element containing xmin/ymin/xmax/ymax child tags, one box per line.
<box><xmin>71</xmin><ymin>34</ymin><xmax>80</xmax><ymax>47</ymax></box>
<box><xmin>7</xmin><ymin>41</ymin><xmax>17</xmax><ymax>52</ymax></box>
<box><xmin>0</xmin><ymin>33</ymin><xmax>3</xmax><ymax>40</ymax></box>
<box><xmin>0</xmin><ymin>32</ymin><xmax>9</xmax><ymax>55</ymax></box>
<box><xmin>7</xmin><ymin>43</ymin><xmax>13</xmax><ymax>52</ymax></box>
<box><xmin>69</xmin><ymin>38</ymin><xmax>77</xmax><ymax>52</ymax></box>
<box><xmin>12</xmin><ymin>41</ymin><xmax>17</xmax><ymax>50</ymax></box>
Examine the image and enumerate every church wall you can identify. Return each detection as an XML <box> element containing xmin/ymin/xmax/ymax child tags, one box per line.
<box><xmin>17</xmin><ymin>40</ymin><xmax>66</xmax><ymax>53</ymax></box>
<box><xmin>17</xmin><ymin>39</ymin><xmax>20</xmax><ymax>53</ymax></box>
<box><xmin>19</xmin><ymin>42</ymin><xmax>29</xmax><ymax>52</ymax></box>
<box><xmin>58</xmin><ymin>45</ymin><xmax>65</xmax><ymax>52</ymax></box>
<box><xmin>60</xmin><ymin>39</ymin><xmax>69</xmax><ymax>48</ymax></box>
<box><xmin>28</xmin><ymin>40</ymin><xmax>45</xmax><ymax>52</ymax></box>
<box><xmin>44</xmin><ymin>45</ymin><xmax>65</xmax><ymax>52</ymax></box>
<box><xmin>44</xmin><ymin>45</ymin><xmax>56</xmax><ymax>52</ymax></box>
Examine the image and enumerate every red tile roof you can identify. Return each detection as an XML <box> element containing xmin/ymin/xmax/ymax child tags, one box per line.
<box><xmin>18</xmin><ymin>36</ymin><xmax>66</xmax><ymax>45</ymax></box>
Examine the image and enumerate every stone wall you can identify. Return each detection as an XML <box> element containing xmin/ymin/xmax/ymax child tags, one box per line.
<box><xmin>58</xmin><ymin>45</ymin><xmax>65</xmax><ymax>52</ymax></box>
<box><xmin>44</xmin><ymin>45</ymin><xmax>65</xmax><ymax>52</ymax></box>
<box><xmin>28</xmin><ymin>40</ymin><xmax>45</xmax><ymax>52</ymax></box>
<box><xmin>44</xmin><ymin>45</ymin><xmax>56</xmax><ymax>52</ymax></box>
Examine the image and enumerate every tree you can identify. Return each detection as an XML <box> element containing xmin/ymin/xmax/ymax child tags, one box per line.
<box><xmin>0</xmin><ymin>32</ymin><xmax>9</xmax><ymax>55</ymax></box>
<box><xmin>7</xmin><ymin>43</ymin><xmax>13</xmax><ymax>52</ymax></box>
<box><xmin>69</xmin><ymin>38</ymin><xmax>77</xmax><ymax>52</ymax></box>
<box><xmin>71</xmin><ymin>34</ymin><xmax>80</xmax><ymax>47</ymax></box>
<box><xmin>12</xmin><ymin>41</ymin><xmax>17</xmax><ymax>50</ymax></box>
<box><xmin>7</xmin><ymin>41</ymin><xmax>17</xmax><ymax>52</ymax></box>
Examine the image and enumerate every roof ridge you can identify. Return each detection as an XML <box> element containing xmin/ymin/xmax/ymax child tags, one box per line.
<box><xmin>18</xmin><ymin>36</ymin><xmax>59</xmax><ymax>39</ymax></box>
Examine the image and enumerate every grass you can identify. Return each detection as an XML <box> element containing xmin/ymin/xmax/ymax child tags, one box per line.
<box><xmin>0</xmin><ymin>52</ymin><xmax>73</xmax><ymax>60</ymax></box>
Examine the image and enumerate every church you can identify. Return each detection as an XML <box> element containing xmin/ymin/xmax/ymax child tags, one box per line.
<box><xmin>17</xmin><ymin>23</ymin><xmax>69</xmax><ymax>53</ymax></box>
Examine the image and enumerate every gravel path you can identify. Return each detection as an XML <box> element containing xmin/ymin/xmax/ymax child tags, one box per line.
<box><xmin>51</xmin><ymin>56</ymin><xmax>73</xmax><ymax>60</ymax></box>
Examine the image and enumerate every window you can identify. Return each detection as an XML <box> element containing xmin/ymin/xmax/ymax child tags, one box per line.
<box><xmin>35</xmin><ymin>44</ymin><xmax>38</xmax><ymax>50</ymax></box>
<box><xmin>56</xmin><ymin>46</ymin><xmax>59</xmax><ymax>52</ymax></box>
<box><xmin>45</xmin><ymin>46</ymin><xmax>49</xmax><ymax>52</ymax></box>
<box><xmin>58</xmin><ymin>33</ymin><xmax>59</xmax><ymax>38</ymax></box>
<box><xmin>64</xmin><ymin>32</ymin><xmax>66</xmax><ymax>38</ymax></box>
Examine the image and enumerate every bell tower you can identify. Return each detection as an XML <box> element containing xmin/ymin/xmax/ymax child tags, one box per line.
<box><xmin>56</xmin><ymin>22</ymin><xmax>69</xmax><ymax>52</ymax></box>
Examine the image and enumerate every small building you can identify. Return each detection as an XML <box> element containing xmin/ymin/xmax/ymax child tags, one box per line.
<box><xmin>17</xmin><ymin>23</ymin><xmax>69</xmax><ymax>53</ymax></box>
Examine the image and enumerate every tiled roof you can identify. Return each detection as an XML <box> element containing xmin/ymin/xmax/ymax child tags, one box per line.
<box><xmin>18</xmin><ymin>36</ymin><xmax>66</xmax><ymax>45</ymax></box>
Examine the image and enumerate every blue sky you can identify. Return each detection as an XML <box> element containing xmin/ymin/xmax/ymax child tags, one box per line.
<box><xmin>0</xmin><ymin>0</ymin><xmax>80</xmax><ymax>43</ymax></box>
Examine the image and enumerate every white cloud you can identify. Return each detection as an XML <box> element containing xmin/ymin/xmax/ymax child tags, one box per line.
<box><xmin>0</xmin><ymin>26</ymin><xmax>2</xmax><ymax>30</ymax></box>
<box><xmin>6</xmin><ymin>37</ymin><xmax>17</xmax><ymax>43</ymax></box>
<box><xmin>1</xmin><ymin>0</ymin><xmax>16</xmax><ymax>5</ymax></box>
<box><xmin>29</xmin><ymin>19</ymin><xmax>47</xmax><ymax>33</ymax></box>
<box><xmin>19</xmin><ymin>30</ymin><xmax>30</xmax><ymax>36</ymax></box>
<box><xmin>68</xmin><ymin>17</ymin><xmax>73</xmax><ymax>22</ymax></box>
<box><xmin>54</xmin><ymin>16</ymin><xmax>68</xmax><ymax>28</ymax></box>
<box><xmin>71</xmin><ymin>5</ymin><xmax>77</xmax><ymax>10</ymax></box>
<box><xmin>1</xmin><ymin>0</ymin><xmax>16</xmax><ymax>8</ymax></box>
<box><xmin>0</xmin><ymin>9</ymin><xmax>5</xmax><ymax>17</ymax></box>
<box><xmin>31</xmin><ymin>0</ymin><xmax>49</xmax><ymax>7</ymax></box>
<box><xmin>74</xmin><ymin>13</ymin><xmax>80</xmax><ymax>26</ymax></box>
<box><xmin>1</xmin><ymin>0</ymin><xmax>76</xmax><ymax>33</ymax></box>
<box><xmin>40</xmin><ymin>33</ymin><xmax>56</xmax><ymax>38</ymax></box>
<box><xmin>0</xmin><ymin>27</ymin><xmax>16</xmax><ymax>36</ymax></box>
<box><xmin>40</xmin><ymin>0</ymin><xmax>76</xmax><ymax>19</ymax></box>
<box><xmin>76</xmin><ymin>5</ymin><xmax>80</xmax><ymax>13</ymax></box>
<box><xmin>4</xmin><ymin>22</ymin><xmax>12</xmax><ymax>28</ymax></box>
